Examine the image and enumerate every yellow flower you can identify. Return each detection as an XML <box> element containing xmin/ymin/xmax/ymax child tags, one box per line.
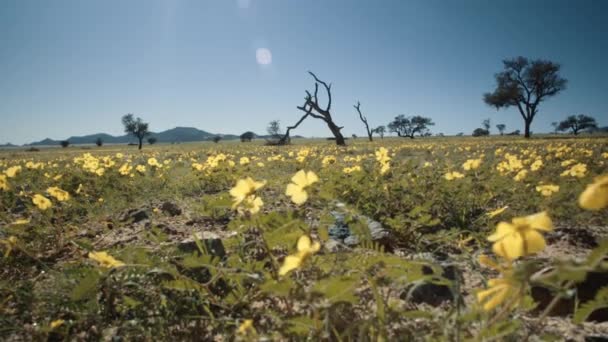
<box><xmin>513</xmin><ymin>169</ymin><xmax>528</xmax><ymax>181</ymax></box>
<box><xmin>0</xmin><ymin>174</ymin><xmax>8</xmax><ymax>191</ymax></box>
<box><xmin>487</xmin><ymin>206</ymin><xmax>508</xmax><ymax>218</ymax></box>
<box><xmin>279</xmin><ymin>235</ymin><xmax>320</xmax><ymax>276</ymax></box>
<box><xmin>50</xmin><ymin>319</ymin><xmax>65</xmax><ymax>329</ymax></box>
<box><xmin>76</xmin><ymin>183</ymin><xmax>83</xmax><ymax>194</ymax></box>
<box><xmin>136</xmin><ymin>165</ymin><xmax>146</xmax><ymax>174</ymax></box>
<box><xmin>444</xmin><ymin>171</ymin><xmax>465</xmax><ymax>180</ymax></box>
<box><xmin>560</xmin><ymin>163</ymin><xmax>587</xmax><ymax>178</ymax></box>
<box><xmin>530</xmin><ymin>159</ymin><xmax>543</xmax><ymax>171</ymax></box>
<box><xmin>375</xmin><ymin>148</ymin><xmax>391</xmax><ymax>174</ymax></box>
<box><xmin>322</xmin><ymin>155</ymin><xmax>336</xmax><ymax>166</ymax></box>
<box><xmin>476</xmin><ymin>277</ymin><xmax>520</xmax><ymax>311</ymax></box>
<box><xmin>579</xmin><ymin>174</ymin><xmax>608</xmax><ymax>210</ymax></box>
<box><xmin>88</xmin><ymin>251</ymin><xmax>125</xmax><ymax>268</ymax></box>
<box><xmin>462</xmin><ymin>158</ymin><xmax>481</xmax><ymax>171</ymax></box>
<box><xmin>535</xmin><ymin>184</ymin><xmax>559</xmax><ymax>197</ymax></box>
<box><xmin>4</xmin><ymin>165</ymin><xmax>22</xmax><ymax>178</ymax></box>
<box><xmin>488</xmin><ymin>211</ymin><xmax>553</xmax><ymax>261</ymax></box>
<box><xmin>229</xmin><ymin>177</ymin><xmax>265</xmax><ymax>214</ymax></box>
<box><xmin>285</xmin><ymin>170</ymin><xmax>319</xmax><ymax>205</ymax></box>
<box><xmin>423</xmin><ymin>161</ymin><xmax>432</xmax><ymax>168</ymax></box>
<box><xmin>342</xmin><ymin>165</ymin><xmax>362</xmax><ymax>174</ymax></box>
<box><xmin>119</xmin><ymin>163</ymin><xmax>133</xmax><ymax>176</ymax></box>
<box><xmin>0</xmin><ymin>236</ymin><xmax>18</xmax><ymax>257</ymax></box>
<box><xmin>47</xmin><ymin>186</ymin><xmax>70</xmax><ymax>201</ymax></box>
<box><xmin>237</xmin><ymin>319</ymin><xmax>256</xmax><ymax>336</ymax></box>
<box><xmin>230</xmin><ymin>177</ymin><xmax>265</xmax><ymax>206</ymax></box>
<box><xmin>147</xmin><ymin>157</ymin><xmax>161</xmax><ymax>168</ymax></box>
<box><xmin>239</xmin><ymin>157</ymin><xmax>250</xmax><ymax>165</ymax></box>
<box><xmin>11</xmin><ymin>218</ymin><xmax>30</xmax><ymax>225</ymax></box>
<box><xmin>32</xmin><ymin>194</ymin><xmax>52</xmax><ymax>210</ymax></box>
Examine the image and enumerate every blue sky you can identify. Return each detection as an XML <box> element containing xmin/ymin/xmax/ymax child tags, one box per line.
<box><xmin>1</xmin><ymin>0</ymin><xmax>606</xmax><ymax>144</ymax></box>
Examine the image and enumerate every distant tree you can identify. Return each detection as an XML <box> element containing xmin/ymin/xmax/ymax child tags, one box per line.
<box><xmin>484</xmin><ymin>56</ymin><xmax>567</xmax><ymax>138</ymax></box>
<box><xmin>240</xmin><ymin>131</ymin><xmax>255</xmax><ymax>142</ymax></box>
<box><xmin>95</xmin><ymin>137</ymin><xmax>103</xmax><ymax>147</ymax></box>
<box><xmin>353</xmin><ymin>102</ymin><xmax>373</xmax><ymax>141</ymax></box>
<box><xmin>436</xmin><ymin>133</ymin><xmax>444</xmax><ymax>137</ymax></box>
<box><xmin>556</xmin><ymin>114</ymin><xmax>598</xmax><ymax>135</ymax></box>
<box><xmin>482</xmin><ymin>118</ymin><xmax>491</xmax><ymax>131</ymax></box>
<box><xmin>352</xmin><ymin>134</ymin><xmax>357</xmax><ymax>140</ymax></box>
<box><xmin>472</xmin><ymin>128</ymin><xmax>490</xmax><ymax>137</ymax></box>
<box><xmin>280</xmin><ymin>72</ymin><xmax>346</xmax><ymax>146</ymax></box>
<box><xmin>60</xmin><ymin>140</ymin><xmax>70</xmax><ymax>148</ymax></box>
<box><xmin>456</xmin><ymin>132</ymin><xmax>464</xmax><ymax>136</ymax></box>
<box><xmin>147</xmin><ymin>137</ymin><xmax>157</xmax><ymax>145</ymax></box>
<box><xmin>122</xmin><ymin>114</ymin><xmax>150</xmax><ymax>150</ymax></box>
<box><xmin>551</xmin><ymin>121</ymin><xmax>559</xmax><ymax>133</ymax></box>
<box><xmin>496</xmin><ymin>124</ymin><xmax>506</xmax><ymax>135</ymax></box>
<box><xmin>212</xmin><ymin>136</ymin><xmax>222</xmax><ymax>143</ymax></box>
<box><xmin>372</xmin><ymin>125</ymin><xmax>386</xmax><ymax>139</ymax></box>
<box><xmin>387</xmin><ymin>115</ymin><xmax>434</xmax><ymax>139</ymax></box>
<box><xmin>507</xmin><ymin>130</ymin><xmax>521</xmax><ymax>136</ymax></box>
<box><xmin>267</xmin><ymin>120</ymin><xmax>282</xmax><ymax>139</ymax></box>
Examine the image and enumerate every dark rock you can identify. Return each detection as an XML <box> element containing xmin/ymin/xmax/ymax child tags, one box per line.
<box><xmin>532</xmin><ymin>270</ymin><xmax>608</xmax><ymax>322</ymax></box>
<box><xmin>10</xmin><ymin>198</ymin><xmax>27</xmax><ymax>214</ymax></box>
<box><xmin>402</xmin><ymin>257</ymin><xmax>460</xmax><ymax>306</ymax></box>
<box><xmin>119</xmin><ymin>208</ymin><xmax>149</xmax><ymax>223</ymax></box>
<box><xmin>178</xmin><ymin>232</ymin><xmax>226</xmax><ymax>259</ymax></box>
<box><xmin>161</xmin><ymin>201</ymin><xmax>182</xmax><ymax>216</ymax></box>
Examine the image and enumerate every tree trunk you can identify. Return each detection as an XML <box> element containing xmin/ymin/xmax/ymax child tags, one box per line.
<box><xmin>327</xmin><ymin>121</ymin><xmax>345</xmax><ymax>146</ymax></box>
<box><xmin>524</xmin><ymin>120</ymin><xmax>532</xmax><ymax>138</ymax></box>
<box><xmin>138</xmin><ymin>138</ymin><xmax>143</xmax><ymax>150</ymax></box>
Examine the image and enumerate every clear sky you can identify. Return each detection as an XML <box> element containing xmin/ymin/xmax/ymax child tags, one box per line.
<box><xmin>1</xmin><ymin>0</ymin><xmax>606</xmax><ymax>144</ymax></box>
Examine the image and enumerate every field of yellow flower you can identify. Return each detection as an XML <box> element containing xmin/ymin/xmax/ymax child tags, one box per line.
<box><xmin>1</xmin><ymin>136</ymin><xmax>607</xmax><ymax>340</ymax></box>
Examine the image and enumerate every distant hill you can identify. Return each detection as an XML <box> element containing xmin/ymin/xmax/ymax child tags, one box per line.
<box><xmin>27</xmin><ymin>127</ymin><xmax>245</xmax><ymax>146</ymax></box>
<box><xmin>0</xmin><ymin>143</ymin><xmax>17</xmax><ymax>148</ymax></box>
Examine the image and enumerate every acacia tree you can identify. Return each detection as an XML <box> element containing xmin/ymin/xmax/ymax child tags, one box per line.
<box><xmin>387</xmin><ymin>115</ymin><xmax>434</xmax><ymax>139</ymax></box>
<box><xmin>280</xmin><ymin>72</ymin><xmax>346</xmax><ymax>146</ymax></box>
<box><xmin>482</xmin><ymin>118</ymin><xmax>491</xmax><ymax>132</ymax></box>
<box><xmin>240</xmin><ymin>131</ymin><xmax>255</xmax><ymax>142</ymax></box>
<box><xmin>267</xmin><ymin>120</ymin><xmax>282</xmax><ymax>140</ymax></box>
<box><xmin>373</xmin><ymin>125</ymin><xmax>386</xmax><ymax>139</ymax></box>
<box><xmin>484</xmin><ymin>57</ymin><xmax>567</xmax><ymax>138</ymax></box>
<box><xmin>121</xmin><ymin>114</ymin><xmax>150</xmax><ymax>150</ymax></box>
<box><xmin>496</xmin><ymin>124</ymin><xmax>506</xmax><ymax>135</ymax></box>
<box><xmin>354</xmin><ymin>102</ymin><xmax>373</xmax><ymax>142</ymax></box>
<box><xmin>556</xmin><ymin>114</ymin><xmax>598</xmax><ymax>135</ymax></box>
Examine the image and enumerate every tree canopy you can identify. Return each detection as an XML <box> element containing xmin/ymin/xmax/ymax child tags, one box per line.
<box><xmin>387</xmin><ymin>115</ymin><xmax>434</xmax><ymax>139</ymax></box>
<box><xmin>121</xmin><ymin>114</ymin><xmax>150</xmax><ymax>150</ymax></box>
<box><xmin>484</xmin><ymin>56</ymin><xmax>567</xmax><ymax>138</ymax></box>
<box><xmin>556</xmin><ymin>114</ymin><xmax>598</xmax><ymax>135</ymax></box>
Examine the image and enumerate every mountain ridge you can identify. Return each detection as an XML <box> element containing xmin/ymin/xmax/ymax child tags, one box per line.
<box><xmin>24</xmin><ymin>127</ymin><xmax>297</xmax><ymax>146</ymax></box>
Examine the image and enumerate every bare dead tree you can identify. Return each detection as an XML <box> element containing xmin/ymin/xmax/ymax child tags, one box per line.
<box><xmin>278</xmin><ymin>112</ymin><xmax>310</xmax><ymax>145</ymax></box>
<box><xmin>287</xmin><ymin>72</ymin><xmax>346</xmax><ymax>145</ymax></box>
<box><xmin>354</xmin><ymin>101</ymin><xmax>373</xmax><ymax>141</ymax></box>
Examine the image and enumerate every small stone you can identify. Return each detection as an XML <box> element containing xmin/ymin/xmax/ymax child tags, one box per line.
<box><xmin>344</xmin><ymin>235</ymin><xmax>360</xmax><ymax>246</ymax></box>
<box><xmin>324</xmin><ymin>239</ymin><xmax>347</xmax><ymax>253</ymax></box>
<box><xmin>178</xmin><ymin>232</ymin><xmax>226</xmax><ymax>259</ymax></box>
<box><xmin>161</xmin><ymin>201</ymin><xmax>182</xmax><ymax>216</ymax></box>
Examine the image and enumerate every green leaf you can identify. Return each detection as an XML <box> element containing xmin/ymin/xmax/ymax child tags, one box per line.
<box><xmin>71</xmin><ymin>270</ymin><xmax>101</xmax><ymax>301</ymax></box>
<box><xmin>573</xmin><ymin>286</ymin><xmax>608</xmax><ymax>323</ymax></box>
<box><xmin>313</xmin><ymin>276</ymin><xmax>358</xmax><ymax>303</ymax></box>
